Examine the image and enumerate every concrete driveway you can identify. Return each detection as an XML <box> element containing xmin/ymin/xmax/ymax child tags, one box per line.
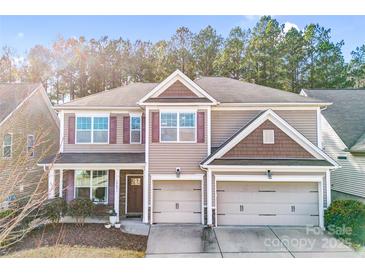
<box><xmin>146</xmin><ymin>225</ymin><xmax>363</xmax><ymax>258</ymax></box>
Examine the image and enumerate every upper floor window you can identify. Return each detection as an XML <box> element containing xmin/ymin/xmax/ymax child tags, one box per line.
<box><xmin>27</xmin><ymin>134</ymin><xmax>35</xmax><ymax>157</ymax></box>
<box><xmin>76</xmin><ymin>116</ymin><xmax>109</xmax><ymax>144</ymax></box>
<box><xmin>160</xmin><ymin>112</ymin><xmax>196</xmax><ymax>142</ymax></box>
<box><xmin>130</xmin><ymin>115</ymin><xmax>141</xmax><ymax>144</ymax></box>
<box><xmin>75</xmin><ymin>170</ymin><xmax>108</xmax><ymax>204</ymax></box>
<box><xmin>2</xmin><ymin>133</ymin><xmax>12</xmax><ymax>158</ymax></box>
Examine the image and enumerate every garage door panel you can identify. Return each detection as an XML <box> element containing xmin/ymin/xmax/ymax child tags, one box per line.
<box><xmin>154</xmin><ymin>190</ymin><xmax>201</xmax><ymax>201</ymax></box>
<box><xmin>218</xmin><ymin>214</ymin><xmax>319</xmax><ymax>226</ymax></box>
<box><xmin>217</xmin><ymin>192</ymin><xmax>318</xmax><ymax>204</ymax></box>
<box><xmin>154</xmin><ymin>181</ymin><xmax>200</xmax><ymax>191</ymax></box>
<box><xmin>153</xmin><ymin>201</ymin><xmax>201</xmax><ymax>212</ymax></box>
<box><xmin>218</xmin><ymin>182</ymin><xmax>318</xmax><ymax>192</ymax></box>
<box><xmin>153</xmin><ymin>180</ymin><xmax>201</xmax><ymax>224</ymax></box>
<box><xmin>217</xmin><ymin>181</ymin><xmax>319</xmax><ymax>226</ymax></box>
<box><xmin>153</xmin><ymin>212</ymin><xmax>201</xmax><ymax>224</ymax></box>
<box><xmin>217</xmin><ymin>203</ymin><xmax>319</xmax><ymax>215</ymax></box>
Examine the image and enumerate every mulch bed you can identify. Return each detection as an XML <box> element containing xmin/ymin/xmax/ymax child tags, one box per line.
<box><xmin>4</xmin><ymin>223</ymin><xmax>147</xmax><ymax>255</ymax></box>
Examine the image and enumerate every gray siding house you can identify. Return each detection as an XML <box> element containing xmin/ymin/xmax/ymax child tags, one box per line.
<box><xmin>301</xmin><ymin>89</ymin><xmax>365</xmax><ymax>202</ymax></box>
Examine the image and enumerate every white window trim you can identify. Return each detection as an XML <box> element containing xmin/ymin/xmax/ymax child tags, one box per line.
<box><xmin>2</xmin><ymin>133</ymin><xmax>12</xmax><ymax>159</ymax></box>
<box><xmin>27</xmin><ymin>134</ymin><xmax>35</xmax><ymax>157</ymax></box>
<box><xmin>263</xmin><ymin>129</ymin><xmax>275</xmax><ymax>144</ymax></box>
<box><xmin>130</xmin><ymin>114</ymin><xmax>142</xmax><ymax>144</ymax></box>
<box><xmin>159</xmin><ymin>111</ymin><xmax>197</xmax><ymax>143</ymax></box>
<box><xmin>74</xmin><ymin>170</ymin><xmax>109</xmax><ymax>205</ymax></box>
<box><xmin>75</xmin><ymin>114</ymin><xmax>109</xmax><ymax>144</ymax></box>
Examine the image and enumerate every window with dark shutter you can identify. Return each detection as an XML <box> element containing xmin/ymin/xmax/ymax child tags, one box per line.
<box><xmin>123</xmin><ymin>116</ymin><xmax>130</xmax><ymax>144</ymax></box>
<box><xmin>152</xmin><ymin>112</ymin><xmax>160</xmax><ymax>143</ymax></box>
<box><xmin>109</xmin><ymin>116</ymin><xmax>117</xmax><ymax>144</ymax></box>
<box><xmin>197</xmin><ymin>111</ymin><xmax>205</xmax><ymax>143</ymax></box>
<box><xmin>68</xmin><ymin>116</ymin><xmax>75</xmax><ymax>144</ymax></box>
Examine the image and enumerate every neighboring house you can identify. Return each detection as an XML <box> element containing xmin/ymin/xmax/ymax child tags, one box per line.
<box><xmin>40</xmin><ymin>70</ymin><xmax>338</xmax><ymax>228</ymax></box>
<box><xmin>301</xmin><ymin>89</ymin><xmax>365</xmax><ymax>202</ymax></box>
<box><xmin>0</xmin><ymin>83</ymin><xmax>59</xmax><ymax>207</ymax></box>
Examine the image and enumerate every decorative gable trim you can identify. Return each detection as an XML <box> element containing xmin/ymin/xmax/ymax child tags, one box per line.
<box><xmin>138</xmin><ymin>70</ymin><xmax>218</xmax><ymax>105</ymax></box>
<box><xmin>201</xmin><ymin>109</ymin><xmax>339</xmax><ymax>167</ymax></box>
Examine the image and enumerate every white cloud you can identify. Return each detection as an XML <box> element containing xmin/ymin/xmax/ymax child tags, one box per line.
<box><xmin>17</xmin><ymin>32</ymin><xmax>24</xmax><ymax>38</ymax></box>
<box><xmin>283</xmin><ymin>22</ymin><xmax>299</xmax><ymax>33</ymax></box>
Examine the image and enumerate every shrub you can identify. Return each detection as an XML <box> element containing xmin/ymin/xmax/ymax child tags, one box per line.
<box><xmin>325</xmin><ymin>200</ymin><xmax>365</xmax><ymax>247</ymax></box>
<box><xmin>42</xmin><ymin>197</ymin><xmax>67</xmax><ymax>224</ymax></box>
<box><xmin>67</xmin><ymin>198</ymin><xmax>95</xmax><ymax>225</ymax></box>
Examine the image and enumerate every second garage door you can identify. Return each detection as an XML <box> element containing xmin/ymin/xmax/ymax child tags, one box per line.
<box><xmin>153</xmin><ymin>180</ymin><xmax>201</xmax><ymax>224</ymax></box>
<box><xmin>217</xmin><ymin>181</ymin><xmax>319</xmax><ymax>226</ymax></box>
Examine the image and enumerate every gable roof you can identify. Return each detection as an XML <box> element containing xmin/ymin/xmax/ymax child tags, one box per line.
<box><xmin>303</xmin><ymin>89</ymin><xmax>365</xmax><ymax>152</ymax></box>
<box><xmin>201</xmin><ymin>109</ymin><xmax>338</xmax><ymax>167</ymax></box>
<box><xmin>138</xmin><ymin>70</ymin><xmax>218</xmax><ymax>105</ymax></box>
<box><xmin>0</xmin><ymin>83</ymin><xmax>41</xmax><ymax>123</ymax></box>
<box><xmin>195</xmin><ymin>77</ymin><xmax>329</xmax><ymax>105</ymax></box>
<box><xmin>55</xmin><ymin>74</ymin><xmax>331</xmax><ymax>110</ymax></box>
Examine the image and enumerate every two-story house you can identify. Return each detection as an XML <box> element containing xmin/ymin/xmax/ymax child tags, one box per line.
<box><xmin>39</xmin><ymin>70</ymin><xmax>338</xmax><ymax>228</ymax></box>
<box><xmin>0</xmin><ymin>83</ymin><xmax>59</xmax><ymax>207</ymax></box>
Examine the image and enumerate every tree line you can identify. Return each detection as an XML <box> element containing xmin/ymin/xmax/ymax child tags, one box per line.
<box><xmin>1</xmin><ymin>16</ymin><xmax>365</xmax><ymax>104</ymax></box>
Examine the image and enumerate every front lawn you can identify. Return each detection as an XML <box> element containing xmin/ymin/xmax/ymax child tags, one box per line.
<box><xmin>5</xmin><ymin>245</ymin><xmax>144</xmax><ymax>258</ymax></box>
<box><xmin>1</xmin><ymin>223</ymin><xmax>147</xmax><ymax>258</ymax></box>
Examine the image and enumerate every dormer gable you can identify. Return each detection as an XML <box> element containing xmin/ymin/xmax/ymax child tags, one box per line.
<box><xmin>138</xmin><ymin>70</ymin><xmax>218</xmax><ymax>105</ymax></box>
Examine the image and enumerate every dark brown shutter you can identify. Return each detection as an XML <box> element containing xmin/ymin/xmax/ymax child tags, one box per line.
<box><xmin>152</xmin><ymin>111</ymin><xmax>159</xmax><ymax>143</ymax></box>
<box><xmin>197</xmin><ymin>111</ymin><xmax>205</xmax><ymax>143</ymax></box>
<box><xmin>66</xmin><ymin>170</ymin><xmax>74</xmax><ymax>202</ymax></box>
<box><xmin>142</xmin><ymin>115</ymin><xmax>146</xmax><ymax>144</ymax></box>
<box><xmin>68</xmin><ymin>115</ymin><xmax>75</xmax><ymax>144</ymax></box>
<box><xmin>108</xmin><ymin>170</ymin><xmax>115</xmax><ymax>206</ymax></box>
<box><xmin>123</xmin><ymin>116</ymin><xmax>130</xmax><ymax>144</ymax></box>
<box><xmin>109</xmin><ymin>116</ymin><xmax>117</xmax><ymax>144</ymax></box>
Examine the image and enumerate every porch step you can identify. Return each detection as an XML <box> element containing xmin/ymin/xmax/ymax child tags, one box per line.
<box><xmin>120</xmin><ymin>218</ymin><xmax>150</xmax><ymax>236</ymax></box>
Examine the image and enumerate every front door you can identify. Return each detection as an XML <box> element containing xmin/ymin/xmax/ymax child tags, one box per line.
<box><xmin>127</xmin><ymin>175</ymin><xmax>143</xmax><ymax>214</ymax></box>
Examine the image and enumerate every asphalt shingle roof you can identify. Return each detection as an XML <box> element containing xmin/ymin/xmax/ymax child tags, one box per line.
<box><xmin>0</xmin><ymin>83</ymin><xmax>40</xmax><ymax>123</ymax></box>
<box><xmin>209</xmin><ymin>159</ymin><xmax>332</xmax><ymax>166</ymax></box>
<box><xmin>39</xmin><ymin>153</ymin><xmax>145</xmax><ymax>164</ymax></box>
<box><xmin>57</xmin><ymin>77</ymin><xmax>328</xmax><ymax>109</ymax></box>
<box><xmin>304</xmin><ymin>89</ymin><xmax>365</xmax><ymax>152</ymax></box>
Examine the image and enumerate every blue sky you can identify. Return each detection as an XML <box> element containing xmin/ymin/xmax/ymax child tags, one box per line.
<box><xmin>0</xmin><ymin>15</ymin><xmax>364</xmax><ymax>62</ymax></box>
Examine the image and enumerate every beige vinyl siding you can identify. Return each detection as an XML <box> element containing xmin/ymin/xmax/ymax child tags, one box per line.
<box><xmin>148</xmin><ymin>109</ymin><xmax>208</xmax><ymax>174</ymax></box>
<box><xmin>63</xmin><ymin>113</ymin><xmax>144</xmax><ymax>153</ymax></box>
<box><xmin>211</xmin><ymin>109</ymin><xmax>318</xmax><ymax>147</ymax></box>
<box><xmin>322</xmin><ymin>116</ymin><xmax>365</xmax><ymax>198</ymax></box>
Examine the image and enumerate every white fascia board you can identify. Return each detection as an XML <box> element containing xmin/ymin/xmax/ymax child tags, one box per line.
<box><xmin>216</xmin><ymin>102</ymin><xmax>332</xmax><ymax>107</ymax></box>
<box><xmin>140</xmin><ymin>102</ymin><xmax>216</xmax><ymax>106</ymax></box>
<box><xmin>56</xmin><ymin>106</ymin><xmax>142</xmax><ymax>111</ymax></box>
<box><xmin>203</xmin><ymin>109</ymin><xmax>339</xmax><ymax>167</ymax></box>
<box><xmin>150</xmin><ymin>174</ymin><xmax>204</xmax><ymax>181</ymax></box>
<box><xmin>137</xmin><ymin>69</ymin><xmax>218</xmax><ymax>105</ymax></box>
<box><xmin>38</xmin><ymin>163</ymin><xmax>146</xmax><ymax>170</ymax></box>
<box><xmin>299</xmin><ymin>89</ymin><xmax>308</xmax><ymax>97</ymax></box>
<box><xmin>202</xmin><ymin>165</ymin><xmax>333</xmax><ymax>172</ymax></box>
<box><xmin>213</xmin><ymin>106</ymin><xmax>319</xmax><ymax>111</ymax></box>
<box><xmin>214</xmin><ymin>174</ymin><xmax>323</xmax><ymax>183</ymax></box>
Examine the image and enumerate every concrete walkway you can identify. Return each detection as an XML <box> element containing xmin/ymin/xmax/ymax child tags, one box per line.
<box><xmin>146</xmin><ymin>225</ymin><xmax>364</xmax><ymax>258</ymax></box>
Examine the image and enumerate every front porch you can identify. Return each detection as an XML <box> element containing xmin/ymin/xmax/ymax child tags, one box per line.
<box><xmin>39</xmin><ymin>153</ymin><xmax>148</xmax><ymax>223</ymax></box>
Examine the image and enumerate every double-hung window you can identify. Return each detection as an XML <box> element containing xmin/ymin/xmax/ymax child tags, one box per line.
<box><xmin>160</xmin><ymin>112</ymin><xmax>196</xmax><ymax>142</ymax></box>
<box><xmin>2</xmin><ymin>133</ymin><xmax>12</xmax><ymax>158</ymax></box>
<box><xmin>75</xmin><ymin>170</ymin><xmax>108</xmax><ymax>204</ymax></box>
<box><xmin>27</xmin><ymin>134</ymin><xmax>35</xmax><ymax>157</ymax></box>
<box><xmin>130</xmin><ymin>115</ymin><xmax>141</xmax><ymax>144</ymax></box>
<box><xmin>76</xmin><ymin>116</ymin><xmax>109</xmax><ymax>144</ymax></box>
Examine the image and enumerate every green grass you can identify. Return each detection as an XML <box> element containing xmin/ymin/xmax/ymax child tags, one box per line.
<box><xmin>4</xmin><ymin>245</ymin><xmax>145</xmax><ymax>258</ymax></box>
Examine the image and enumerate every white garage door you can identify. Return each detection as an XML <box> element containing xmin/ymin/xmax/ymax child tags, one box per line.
<box><xmin>153</xmin><ymin>180</ymin><xmax>201</xmax><ymax>224</ymax></box>
<box><xmin>217</xmin><ymin>181</ymin><xmax>319</xmax><ymax>226</ymax></box>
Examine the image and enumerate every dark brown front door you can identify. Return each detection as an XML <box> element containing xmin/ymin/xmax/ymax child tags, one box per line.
<box><xmin>127</xmin><ymin>175</ymin><xmax>143</xmax><ymax>214</ymax></box>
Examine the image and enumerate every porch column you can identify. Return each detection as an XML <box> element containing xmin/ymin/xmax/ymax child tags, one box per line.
<box><xmin>326</xmin><ymin>170</ymin><xmax>331</xmax><ymax>207</ymax></box>
<box><xmin>114</xmin><ymin>169</ymin><xmax>120</xmax><ymax>219</ymax></box>
<box><xmin>143</xmin><ymin>167</ymin><xmax>149</xmax><ymax>223</ymax></box>
<box><xmin>207</xmin><ymin>169</ymin><xmax>213</xmax><ymax>226</ymax></box>
<box><xmin>59</xmin><ymin>169</ymin><xmax>63</xmax><ymax>198</ymax></box>
<box><xmin>48</xmin><ymin>168</ymin><xmax>55</xmax><ymax>199</ymax></box>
